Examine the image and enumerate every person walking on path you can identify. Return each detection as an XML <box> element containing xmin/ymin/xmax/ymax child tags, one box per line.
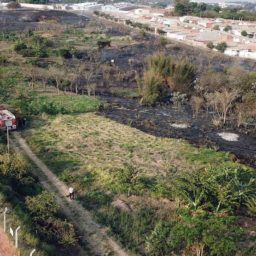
<box><xmin>68</xmin><ymin>187</ymin><xmax>75</xmax><ymax>200</ymax></box>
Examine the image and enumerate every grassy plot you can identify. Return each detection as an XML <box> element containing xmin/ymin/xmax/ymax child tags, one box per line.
<box><xmin>22</xmin><ymin>113</ymin><xmax>255</xmax><ymax>255</ymax></box>
<box><xmin>22</xmin><ymin>95</ymin><xmax>102</xmax><ymax>115</ymax></box>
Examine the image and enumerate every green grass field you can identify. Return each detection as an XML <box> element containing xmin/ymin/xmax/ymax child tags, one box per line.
<box><xmin>22</xmin><ymin>113</ymin><xmax>256</xmax><ymax>255</ymax></box>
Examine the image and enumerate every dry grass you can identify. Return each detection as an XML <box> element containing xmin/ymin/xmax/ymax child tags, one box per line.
<box><xmin>24</xmin><ymin>113</ymin><xmax>242</xmax><ymax>183</ymax></box>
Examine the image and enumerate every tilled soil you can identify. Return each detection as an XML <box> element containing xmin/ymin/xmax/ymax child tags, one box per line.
<box><xmin>99</xmin><ymin>97</ymin><xmax>256</xmax><ymax>168</ymax></box>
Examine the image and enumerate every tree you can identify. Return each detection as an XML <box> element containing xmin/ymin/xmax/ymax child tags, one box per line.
<box><xmin>224</xmin><ymin>25</ymin><xmax>232</xmax><ymax>32</ymax></box>
<box><xmin>206</xmin><ymin>41</ymin><xmax>214</xmax><ymax>49</ymax></box>
<box><xmin>174</xmin><ymin>0</ymin><xmax>189</xmax><ymax>16</ymax></box>
<box><xmin>49</xmin><ymin>66</ymin><xmax>65</xmax><ymax>95</ymax></box>
<box><xmin>213</xmin><ymin>25</ymin><xmax>220</xmax><ymax>30</ymax></box>
<box><xmin>215</xmin><ymin>42</ymin><xmax>227</xmax><ymax>53</ymax></box>
<box><xmin>241</xmin><ymin>30</ymin><xmax>247</xmax><ymax>37</ymax></box>
<box><xmin>206</xmin><ymin>88</ymin><xmax>239</xmax><ymax>124</ymax></box>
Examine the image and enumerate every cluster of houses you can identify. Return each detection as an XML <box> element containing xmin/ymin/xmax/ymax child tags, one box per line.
<box><xmin>98</xmin><ymin>3</ymin><xmax>256</xmax><ymax>60</ymax></box>
<box><xmin>1</xmin><ymin>1</ymin><xmax>255</xmax><ymax>60</ymax></box>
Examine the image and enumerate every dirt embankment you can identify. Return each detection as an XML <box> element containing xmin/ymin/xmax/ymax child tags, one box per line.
<box><xmin>0</xmin><ymin>228</ymin><xmax>16</xmax><ymax>256</ymax></box>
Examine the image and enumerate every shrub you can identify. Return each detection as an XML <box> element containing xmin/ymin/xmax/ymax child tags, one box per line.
<box><xmin>171</xmin><ymin>59</ymin><xmax>196</xmax><ymax>94</ymax></box>
<box><xmin>25</xmin><ymin>191</ymin><xmax>59</xmax><ymax>221</ymax></box>
<box><xmin>139</xmin><ymin>69</ymin><xmax>165</xmax><ymax>106</ymax></box>
<box><xmin>26</xmin><ymin>191</ymin><xmax>77</xmax><ymax>246</ymax></box>
<box><xmin>207</xmin><ymin>41</ymin><xmax>214</xmax><ymax>49</ymax></box>
<box><xmin>215</xmin><ymin>42</ymin><xmax>227</xmax><ymax>53</ymax></box>
<box><xmin>172</xmin><ymin>167</ymin><xmax>256</xmax><ymax>212</ymax></box>
<box><xmin>224</xmin><ymin>25</ymin><xmax>232</xmax><ymax>32</ymax></box>
<box><xmin>14</xmin><ymin>42</ymin><xmax>27</xmax><ymax>52</ymax></box>
<box><xmin>58</xmin><ymin>48</ymin><xmax>72</xmax><ymax>59</ymax></box>
<box><xmin>7</xmin><ymin>1</ymin><xmax>21</xmax><ymax>9</ymax></box>
<box><xmin>246</xmin><ymin>197</ymin><xmax>256</xmax><ymax>215</ymax></box>
<box><xmin>213</xmin><ymin>24</ymin><xmax>220</xmax><ymax>30</ymax></box>
<box><xmin>241</xmin><ymin>30</ymin><xmax>247</xmax><ymax>37</ymax></box>
<box><xmin>190</xmin><ymin>96</ymin><xmax>204</xmax><ymax>115</ymax></box>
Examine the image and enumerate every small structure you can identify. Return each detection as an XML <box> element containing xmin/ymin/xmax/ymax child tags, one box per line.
<box><xmin>0</xmin><ymin>106</ymin><xmax>17</xmax><ymax>130</ymax></box>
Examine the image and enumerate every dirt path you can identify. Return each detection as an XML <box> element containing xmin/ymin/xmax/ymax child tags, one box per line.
<box><xmin>0</xmin><ymin>228</ymin><xmax>16</xmax><ymax>256</ymax></box>
<box><xmin>11</xmin><ymin>132</ymin><xmax>129</xmax><ymax>256</ymax></box>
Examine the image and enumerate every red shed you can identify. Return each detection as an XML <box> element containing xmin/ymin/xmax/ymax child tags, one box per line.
<box><xmin>0</xmin><ymin>106</ymin><xmax>17</xmax><ymax>130</ymax></box>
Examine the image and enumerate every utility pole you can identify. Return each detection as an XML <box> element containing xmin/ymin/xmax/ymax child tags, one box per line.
<box><xmin>3</xmin><ymin>207</ymin><xmax>7</xmax><ymax>232</ymax></box>
<box><xmin>15</xmin><ymin>226</ymin><xmax>20</xmax><ymax>248</ymax></box>
<box><xmin>6</xmin><ymin>126</ymin><xmax>9</xmax><ymax>154</ymax></box>
<box><xmin>5</xmin><ymin>120</ymin><xmax>12</xmax><ymax>155</ymax></box>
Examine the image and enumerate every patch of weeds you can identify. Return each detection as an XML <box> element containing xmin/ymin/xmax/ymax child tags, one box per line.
<box><xmin>79</xmin><ymin>190</ymin><xmax>112</xmax><ymax>210</ymax></box>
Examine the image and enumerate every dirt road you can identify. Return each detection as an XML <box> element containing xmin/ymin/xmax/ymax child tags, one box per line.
<box><xmin>11</xmin><ymin>132</ymin><xmax>129</xmax><ymax>256</ymax></box>
<box><xmin>0</xmin><ymin>228</ymin><xmax>16</xmax><ymax>256</ymax></box>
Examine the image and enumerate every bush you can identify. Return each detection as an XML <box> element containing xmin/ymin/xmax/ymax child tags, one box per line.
<box><xmin>7</xmin><ymin>1</ymin><xmax>21</xmax><ymax>9</ymax></box>
<box><xmin>58</xmin><ymin>48</ymin><xmax>72</xmax><ymax>59</ymax></box>
<box><xmin>139</xmin><ymin>69</ymin><xmax>165</xmax><ymax>106</ymax></box>
<box><xmin>26</xmin><ymin>191</ymin><xmax>77</xmax><ymax>246</ymax></box>
<box><xmin>241</xmin><ymin>30</ymin><xmax>247</xmax><ymax>37</ymax></box>
<box><xmin>207</xmin><ymin>41</ymin><xmax>214</xmax><ymax>49</ymax></box>
<box><xmin>14</xmin><ymin>42</ymin><xmax>27</xmax><ymax>52</ymax></box>
<box><xmin>215</xmin><ymin>42</ymin><xmax>227</xmax><ymax>53</ymax></box>
<box><xmin>172</xmin><ymin>167</ymin><xmax>256</xmax><ymax>212</ymax></box>
<box><xmin>25</xmin><ymin>191</ymin><xmax>59</xmax><ymax>221</ymax></box>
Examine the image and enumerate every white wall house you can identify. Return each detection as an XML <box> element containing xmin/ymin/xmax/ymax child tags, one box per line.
<box><xmin>167</xmin><ymin>32</ymin><xmax>186</xmax><ymax>40</ymax></box>
<box><xmin>224</xmin><ymin>48</ymin><xmax>239</xmax><ymax>56</ymax></box>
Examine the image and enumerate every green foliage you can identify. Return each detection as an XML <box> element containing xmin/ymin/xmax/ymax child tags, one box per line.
<box><xmin>171</xmin><ymin>59</ymin><xmax>196</xmax><ymax>93</ymax></box>
<box><xmin>14</xmin><ymin>42</ymin><xmax>28</xmax><ymax>52</ymax></box>
<box><xmin>172</xmin><ymin>167</ymin><xmax>256</xmax><ymax>212</ymax></box>
<box><xmin>25</xmin><ymin>191</ymin><xmax>59</xmax><ymax>221</ymax></box>
<box><xmin>139</xmin><ymin>69</ymin><xmax>165</xmax><ymax>106</ymax></box>
<box><xmin>241</xmin><ymin>30</ymin><xmax>248</xmax><ymax>37</ymax></box>
<box><xmin>146</xmin><ymin>221</ymin><xmax>173</xmax><ymax>255</ymax></box>
<box><xmin>207</xmin><ymin>41</ymin><xmax>214</xmax><ymax>49</ymax></box>
<box><xmin>26</xmin><ymin>191</ymin><xmax>77</xmax><ymax>246</ymax></box>
<box><xmin>98</xmin><ymin>206</ymin><xmax>156</xmax><ymax>253</ymax></box>
<box><xmin>146</xmin><ymin>210</ymin><xmax>241</xmax><ymax>256</ymax></box>
<box><xmin>224</xmin><ymin>25</ymin><xmax>232</xmax><ymax>32</ymax></box>
<box><xmin>246</xmin><ymin>197</ymin><xmax>256</xmax><ymax>215</ymax></box>
<box><xmin>20</xmin><ymin>95</ymin><xmax>101</xmax><ymax>115</ymax></box>
<box><xmin>147</xmin><ymin>53</ymin><xmax>174</xmax><ymax>79</ymax></box>
<box><xmin>215</xmin><ymin>42</ymin><xmax>228</xmax><ymax>53</ymax></box>
<box><xmin>139</xmin><ymin>53</ymin><xmax>196</xmax><ymax>104</ymax></box>
<box><xmin>170</xmin><ymin>211</ymin><xmax>240</xmax><ymax>256</ymax></box>
<box><xmin>174</xmin><ymin>0</ymin><xmax>256</xmax><ymax>21</ymax></box>
<box><xmin>213</xmin><ymin>24</ymin><xmax>220</xmax><ymax>30</ymax></box>
<box><xmin>58</xmin><ymin>48</ymin><xmax>72</xmax><ymax>59</ymax></box>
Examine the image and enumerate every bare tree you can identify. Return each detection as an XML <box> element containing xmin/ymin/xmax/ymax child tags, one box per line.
<box><xmin>190</xmin><ymin>96</ymin><xmax>204</xmax><ymax>117</ymax></box>
<box><xmin>206</xmin><ymin>89</ymin><xmax>239</xmax><ymax>125</ymax></box>
<box><xmin>49</xmin><ymin>65</ymin><xmax>65</xmax><ymax>95</ymax></box>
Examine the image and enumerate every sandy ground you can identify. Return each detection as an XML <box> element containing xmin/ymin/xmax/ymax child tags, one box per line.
<box><xmin>0</xmin><ymin>228</ymin><xmax>16</xmax><ymax>256</ymax></box>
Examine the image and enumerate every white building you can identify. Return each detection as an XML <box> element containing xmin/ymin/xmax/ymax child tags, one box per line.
<box><xmin>167</xmin><ymin>32</ymin><xmax>186</xmax><ymax>40</ymax></box>
<box><xmin>224</xmin><ymin>48</ymin><xmax>239</xmax><ymax>57</ymax></box>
